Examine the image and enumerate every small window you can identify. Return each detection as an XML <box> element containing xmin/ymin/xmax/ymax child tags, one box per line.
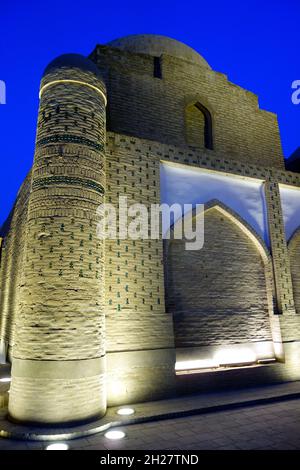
<box><xmin>153</xmin><ymin>56</ymin><xmax>162</xmax><ymax>79</ymax></box>
<box><xmin>185</xmin><ymin>102</ymin><xmax>213</xmax><ymax>150</ymax></box>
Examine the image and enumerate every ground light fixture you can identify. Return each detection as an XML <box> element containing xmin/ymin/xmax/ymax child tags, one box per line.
<box><xmin>0</xmin><ymin>377</ymin><xmax>11</xmax><ymax>383</ymax></box>
<box><xmin>117</xmin><ymin>407</ymin><xmax>135</xmax><ymax>416</ymax></box>
<box><xmin>46</xmin><ymin>443</ymin><xmax>69</xmax><ymax>450</ymax></box>
<box><xmin>104</xmin><ymin>430</ymin><xmax>126</xmax><ymax>440</ymax></box>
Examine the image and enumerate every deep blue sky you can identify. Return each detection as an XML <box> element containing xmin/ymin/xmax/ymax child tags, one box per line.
<box><xmin>0</xmin><ymin>0</ymin><xmax>299</xmax><ymax>225</ymax></box>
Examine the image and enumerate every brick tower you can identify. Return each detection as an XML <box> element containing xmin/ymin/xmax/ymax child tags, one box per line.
<box><xmin>8</xmin><ymin>54</ymin><xmax>107</xmax><ymax>424</ymax></box>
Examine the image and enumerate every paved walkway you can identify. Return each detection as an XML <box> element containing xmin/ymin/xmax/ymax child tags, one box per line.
<box><xmin>1</xmin><ymin>363</ymin><xmax>300</xmax><ymax>449</ymax></box>
<box><xmin>73</xmin><ymin>398</ymin><xmax>300</xmax><ymax>450</ymax></box>
<box><xmin>1</xmin><ymin>397</ymin><xmax>300</xmax><ymax>450</ymax></box>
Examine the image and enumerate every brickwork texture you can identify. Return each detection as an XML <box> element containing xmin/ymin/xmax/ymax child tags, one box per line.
<box><xmin>1</xmin><ymin>35</ymin><xmax>300</xmax><ymax>424</ymax></box>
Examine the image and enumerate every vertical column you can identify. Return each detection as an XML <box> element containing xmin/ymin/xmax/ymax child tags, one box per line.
<box><xmin>265</xmin><ymin>179</ymin><xmax>295</xmax><ymax>315</ymax></box>
<box><xmin>8</xmin><ymin>54</ymin><xmax>107</xmax><ymax>424</ymax></box>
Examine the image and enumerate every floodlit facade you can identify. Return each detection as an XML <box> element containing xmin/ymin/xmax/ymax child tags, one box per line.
<box><xmin>1</xmin><ymin>35</ymin><xmax>300</xmax><ymax>425</ymax></box>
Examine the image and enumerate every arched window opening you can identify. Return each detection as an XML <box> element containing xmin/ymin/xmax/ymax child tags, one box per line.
<box><xmin>185</xmin><ymin>102</ymin><xmax>213</xmax><ymax>150</ymax></box>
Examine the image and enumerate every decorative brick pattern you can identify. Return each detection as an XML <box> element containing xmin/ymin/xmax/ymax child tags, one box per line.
<box><xmin>37</xmin><ymin>134</ymin><xmax>105</xmax><ymax>152</ymax></box>
<box><xmin>91</xmin><ymin>45</ymin><xmax>284</xmax><ymax>169</ymax></box>
<box><xmin>1</xmin><ymin>39</ymin><xmax>300</xmax><ymax>424</ymax></box>
<box><xmin>32</xmin><ymin>175</ymin><xmax>105</xmax><ymax>195</ymax></box>
<box><xmin>6</xmin><ymin>62</ymin><xmax>108</xmax><ymax>424</ymax></box>
<box><xmin>264</xmin><ymin>180</ymin><xmax>295</xmax><ymax>316</ymax></box>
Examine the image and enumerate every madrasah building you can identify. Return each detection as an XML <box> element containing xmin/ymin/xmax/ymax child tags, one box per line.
<box><xmin>1</xmin><ymin>34</ymin><xmax>300</xmax><ymax>425</ymax></box>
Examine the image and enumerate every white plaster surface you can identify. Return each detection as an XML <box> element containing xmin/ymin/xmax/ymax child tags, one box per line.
<box><xmin>160</xmin><ymin>162</ymin><xmax>269</xmax><ymax>245</ymax></box>
<box><xmin>279</xmin><ymin>185</ymin><xmax>300</xmax><ymax>242</ymax></box>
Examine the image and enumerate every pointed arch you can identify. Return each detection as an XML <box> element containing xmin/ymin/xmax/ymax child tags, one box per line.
<box><xmin>164</xmin><ymin>198</ymin><xmax>276</xmax><ymax>351</ymax></box>
<box><xmin>166</xmin><ymin>199</ymin><xmax>270</xmax><ymax>264</ymax></box>
<box><xmin>203</xmin><ymin>200</ymin><xmax>270</xmax><ymax>263</ymax></box>
<box><xmin>288</xmin><ymin>225</ymin><xmax>300</xmax><ymax>247</ymax></box>
<box><xmin>185</xmin><ymin>100</ymin><xmax>213</xmax><ymax>150</ymax></box>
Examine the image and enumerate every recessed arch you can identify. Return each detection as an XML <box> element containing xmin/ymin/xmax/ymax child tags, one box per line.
<box><xmin>166</xmin><ymin>199</ymin><xmax>270</xmax><ymax>263</ymax></box>
<box><xmin>164</xmin><ymin>198</ymin><xmax>275</xmax><ymax>351</ymax></box>
<box><xmin>185</xmin><ymin>101</ymin><xmax>213</xmax><ymax>150</ymax></box>
<box><xmin>288</xmin><ymin>225</ymin><xmax>300</xmax><ymax>247</ymax></box>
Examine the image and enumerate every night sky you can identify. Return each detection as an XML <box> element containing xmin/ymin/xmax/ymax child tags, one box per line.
<box><xmin>0</xmin><ymin>0</ymin><xmax>299</xmax><ymax>225</ymax></box>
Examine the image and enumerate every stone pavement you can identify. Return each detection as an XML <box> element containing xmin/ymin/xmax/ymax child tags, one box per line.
<box><xmin>1</xmin><ymin>374</ymin><xmax>300</xmax><ymax>449</ymax></box>
<box><xmin>72</xmin><ymin>398</ymin><xmax>300</xmax><ymax>450</ymax></box>
<box><xmin>1</xmin><ymin>397</ymin><xmax>300</xmax><ymax>450</ymax></box>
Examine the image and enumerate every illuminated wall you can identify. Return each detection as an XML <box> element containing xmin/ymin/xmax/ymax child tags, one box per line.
<box><xmin>160</xmin><ymin>163</ymin><xmax>269</xmax><ymax>245</ymax></box>
<box><xmin>280</xmin><ymin>185</ymin><xmax>300</xmax><ymax>242</ymax></box>
<box><xmin>2</xmin><ymin>35</ymin><xmax>300</xmax><ymax>423</ymax></box>
<box><xmin>280</xmin><ymin>185</ymin><xmax>300</xmax><ymax>315</ymax></box>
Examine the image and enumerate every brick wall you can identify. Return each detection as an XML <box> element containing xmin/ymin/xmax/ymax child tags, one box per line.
<box><xmin>1</xmin><ymin>37</ymin><xmax>300</xmax><ymax>417</ymax></box>
<box><xmin>0</xmin><ymin>173</ymin><xmax>30</xmax><ymax>351</ymax></box>
<box><xmin>166</xmin><ymin>207</ymin><xmax>272</xmax><ymax>348</ymax></box>
<box><xmin>2</xmin><ymin>128</ymin><xmax>300</xmax><ymax>412</ymax></box>
<box><xmin>185</xmin><ymin>104</ymin><xmax>205</xmax><ymax>148</ymax></box>
<box><xmin>105</xmin><ymin>133</ymin><xmax>300</xmax><ymax>398</ymax></box>
<box><xmin>91</xmin><ymin>45</ymin><xmax>284</xmax><ymax>169</ymax></box>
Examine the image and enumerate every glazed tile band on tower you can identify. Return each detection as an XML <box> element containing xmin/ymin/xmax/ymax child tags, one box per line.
<box><xmin>32</xmin><ymin>176</ymin><xmax>105</xmax><ymax>195</ymax></box>
<box><xmin>36</xmin><ymin>134</ymin><xmax>105</xmax><ymax>152</ymax></box>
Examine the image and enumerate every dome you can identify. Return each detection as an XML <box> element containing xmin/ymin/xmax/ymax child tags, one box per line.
<box><xmin>107</xmin><ymin>34</ymin><xmax>211</xmax><ymax>69</ymax></box>
<box><xmin>43</xmin><ymin>53</ymin><xmax>102</xmax><ymax>78</ymax></box>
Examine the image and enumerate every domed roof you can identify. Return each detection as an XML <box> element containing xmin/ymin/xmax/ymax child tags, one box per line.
<box><xmin>107</xmin><ymin>34</ymin><xmax>211</xmax><ymax>68</ymax></box>
<box><xmin>43</xmin><ymin>53</ymin><xmax>102</xmax><ymax>77</ymax></box>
